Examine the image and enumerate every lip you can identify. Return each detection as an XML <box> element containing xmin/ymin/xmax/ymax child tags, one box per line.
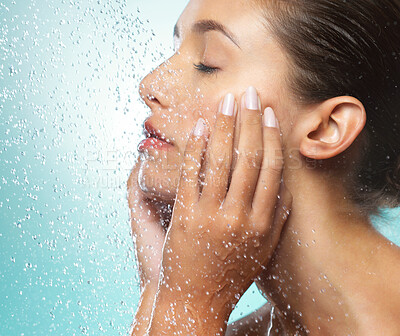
<box><xmin>138</xmin><ymin>119</ymin><xmax>174</xmax><ymax>152</ymax></box>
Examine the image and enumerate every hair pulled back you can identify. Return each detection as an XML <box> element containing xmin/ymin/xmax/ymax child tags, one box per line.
<box><xmin>258</xmin><ymin>0</ymin><xmax>400</xmax><ymax>212</ymax></box>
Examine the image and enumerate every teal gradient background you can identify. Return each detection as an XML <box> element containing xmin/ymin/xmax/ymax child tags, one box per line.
<box><xmin>1</xmin><ymin>1</ymin><xmax>399</xmax><ymax>335</ymax></box>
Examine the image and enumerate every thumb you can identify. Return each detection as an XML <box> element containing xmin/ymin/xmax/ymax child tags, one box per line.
<box><xmin>127</xmin><ymin>162</ymin><xmax>160</xmax><ymax>231</ymax></box>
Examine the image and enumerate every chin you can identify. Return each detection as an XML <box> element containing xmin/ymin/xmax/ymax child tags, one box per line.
<box><xmin>138</xmin><ymin>159</ymin><xmax>179</xmax><ymax>203</ymax></box>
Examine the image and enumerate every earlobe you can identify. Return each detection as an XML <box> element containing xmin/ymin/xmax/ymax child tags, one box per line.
<box><xmin>300</xmin><ymin>97</ymin><xmax>366</xmax><ymax>160</ymax></box>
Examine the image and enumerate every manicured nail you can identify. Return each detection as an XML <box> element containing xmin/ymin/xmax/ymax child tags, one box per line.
<box><xmin>193</xmin><ymin>118</ymin><xmax>207</xmax><ymax>137</ymax></box>
<box><xmin>221</xmin><ymin>93</ymin><xmax>235</xmax><ymax>116</ymax></box>
<box><xmin>245</xmin><ymin>86</ymin><xmax>260</xmax><ymax>110</ymax></box>
<box><xmin>263</xmin><ymin>107</ymin><xmax>279</xmax><ymax>128</ymax></box>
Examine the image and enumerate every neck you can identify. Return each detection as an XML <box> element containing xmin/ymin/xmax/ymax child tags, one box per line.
<box><xmin>257</xmin><ymin>169</ymin><xmax>400</xmax><ymax>335</ymax></box>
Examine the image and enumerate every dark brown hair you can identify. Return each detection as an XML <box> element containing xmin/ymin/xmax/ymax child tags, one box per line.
<box><xmin>258</xmin><ymin>0</ymin><xmax>400</xmax><ymax>213</ymax></box>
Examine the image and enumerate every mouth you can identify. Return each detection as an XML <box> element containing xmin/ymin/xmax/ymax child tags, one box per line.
<box><xmin>143</xmin><ymin>120</ymin><xmax>173</xmax><ymax>144</ymax></box>
<box><xmin>138</xmin><ymin>119</ymin><xmax>174</xmax><ymax>152</ymax></box>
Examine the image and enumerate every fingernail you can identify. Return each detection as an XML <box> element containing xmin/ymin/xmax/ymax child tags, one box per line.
<box><xmin>245</xmin><ymin>86</ymin><xmax>260</xmax><ymax>110</ymax></box>
<box><xmin>221</xmin><ymin>93</ymin><xmax>235</xmax><ymax>116</ymax></box>
<box><xmin>194</xmin><ymin>118</ymin><xmax>207</xmax><ymax>137</ymax></box>
<box><xmin>263</xmin><ymin>107</ymin><xmax>279</xmax><ymax>128</ymax></box>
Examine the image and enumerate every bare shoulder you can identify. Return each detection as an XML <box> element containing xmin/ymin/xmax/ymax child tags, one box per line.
<box><xmin>225</xmin><ymin>303</ymin><xmax>272</xmax><ymax>336</ymax></box>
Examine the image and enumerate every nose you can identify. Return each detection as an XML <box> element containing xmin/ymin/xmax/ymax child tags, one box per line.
<box><xmin>139</xmin><ymin>59</ymin><xmax>179</xmax><ymax>110</ymax></box>
<box><xmin>139</xmin><ymin>54</ymin><xmax>185</xmax><ymax>110</ymax></box>
<box><xmin>139</xmin><ymin>73</ymin><xmax>164</xmax><ymax>110</ymax></box>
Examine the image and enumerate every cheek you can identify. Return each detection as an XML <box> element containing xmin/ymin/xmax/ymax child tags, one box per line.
<box><xmin>167</xmin><ymin>97</ymin><xmax>220</xmax><ymax>152</ymax></box>
<box><xmin>192</xmin><ymin>92</ymin><xmax>222</xmax><ymax>135</ymax></box>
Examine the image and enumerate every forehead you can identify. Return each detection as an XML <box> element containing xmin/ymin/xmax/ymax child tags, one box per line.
<box><xmin>177</xmin><ymin>0</ymin><xmax>269</xmax><ymax>48</ymax></box>
<box><xmin>176</xmin><ymin>0</ymin><xmax>289</xmax><ymax>100</ymax></box>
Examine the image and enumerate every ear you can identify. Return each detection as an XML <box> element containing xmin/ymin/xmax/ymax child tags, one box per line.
<box><xmin>299</xmin><ymin>96</ymin><xmax>366</xmax><ymax>160</ymax></box>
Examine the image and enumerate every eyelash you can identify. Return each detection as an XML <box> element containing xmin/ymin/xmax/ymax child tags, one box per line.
<box><xmin>193</xmin><ymin>63</ymin><xmax>219</xmax><ymax>75</ymax></box>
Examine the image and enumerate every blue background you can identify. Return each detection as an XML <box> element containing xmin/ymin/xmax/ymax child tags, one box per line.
<box><xmin>1</xmin><ymin>0</ymin><xmax>399</xmax><ymax>335</ymax></box>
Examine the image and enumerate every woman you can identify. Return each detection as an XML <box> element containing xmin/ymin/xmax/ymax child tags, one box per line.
<box><xmin>128</xmin><ymin>0</ymin><xmax>400</xmax><ymax>334</ymax></box>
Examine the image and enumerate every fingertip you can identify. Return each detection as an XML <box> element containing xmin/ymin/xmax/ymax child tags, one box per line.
<box><xmin>263</xmin><ymin>107</ymin><xmax>279</xmax><ymax>129</ymax></box>
<box><xmin>244</xmin><ymin>86</ymin><xmax>261</xmax><ymax>111</ymax></box>
<box><xmin>220</xmin><ymin>93</ymin><xmax>237</xmax><ymax>117</ymax></box>
<box><xmin>193</xmin><ymin>118</ymin><xmax>208</xmax><ymax>138</ymax></box>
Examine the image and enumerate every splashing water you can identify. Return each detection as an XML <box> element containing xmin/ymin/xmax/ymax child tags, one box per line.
<box><xmin>0</xmin><ymin>0</ymin><xmax>185</xmax><ymax>334</ymax></box>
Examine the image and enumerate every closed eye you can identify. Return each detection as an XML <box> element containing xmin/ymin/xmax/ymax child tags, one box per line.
<box><xmin>193</xmin><ymin>63</ymin><xmax>219</xmax><ymax>74</ymax></box>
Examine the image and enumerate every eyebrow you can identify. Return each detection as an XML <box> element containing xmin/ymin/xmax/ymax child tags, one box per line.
<box><xmin>173</xmin><ymin>19</ymin><xmax>241</xmax><ymax>49</ymax></box>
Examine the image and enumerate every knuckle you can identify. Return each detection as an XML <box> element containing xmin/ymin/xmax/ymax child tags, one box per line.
<box><xmin>264</xmin><ymin>163</ymin><xmax>283</xmax><ymax>180</ymax></box>
<box><xmin>222</xmin><ymin>208</ymin><xmax>246</xmax><ymax>230</ymax></box>
<box><xmin>263</xmin><ymin>147</ymin><xmax>283</xmax><ymax>171</ymax></box>
<box><xmin>182</xmin><ymin>161</ymin><xmax>194</xmax><ymax>175</ymax></box>
<box><xmin>181</xmin><ymin>164</ymin><xmax>199</xmax><ymax>186</ymax></box>
<box><xmin>185</xmin><ymin>135</ymin><xmax>200</xmax><ymax>154</ymax></box>
<box><xmin>244</xmin><ymin>111</ymin><xmax>261</xmax><ymax>126</ymax></box>
<box><xmin>267</xmin><ymin>154</ymin><xmax>284</xmax><ymax>174</ymax></box>
<box><xmin>216</xmin><ymin>115</ymin><xmax>233</xmax><ymax>132</ymax></box>
<box><xmin>209</xmin><ymin>150</ymin><xmax>232</xmax><ymax>172</ymax></box>
<box><xmin>263</xmin><ymin>129</ymin><xmax>281</xmax><ymax>142</ymax></box>
<box><xmin>238</xmin><ymin>149</ymin><xmax>263</xmax><ymax>169</ymax></box>
<box><xmin>183</xmin><ymin>150</ymin><xmax>195</xmax><ymax>163</ymax></box>
<box><xmin>183</xmin><ymin>149</ymin><xmax>201</xmax><ymax>168</ymax></box>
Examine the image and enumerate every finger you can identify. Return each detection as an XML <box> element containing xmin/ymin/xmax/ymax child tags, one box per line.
<box><xmin>127</xmin><ymin>162</ymin><xmax>142</xmax><ymax>209</ymax></box>
<box><xmin>127</xmin><ymin>163</ymin><xmax>165</xmax><ymax>233</ymax></box>
<box><xmin>175</xmin><ymin>118</ymin><xmax>208</xmax><ymax>209</ymax></box>
<box><xmin>127</xmin><ymin>163</ymin><xmax>157</xmax><ymax>226</ymax></box>
<box><xmin>201</xmin><ymin>93</ymin><xmax>237</xmax><ymax>205</ymax></box>
<box><xmin>128</xmin><ymin>160</ymin><xmax>170</xmax><ymax>230</ymax></box>
<box><xmin>127</xmin><ymin>164</ymin><xmax>166</xmax><ymax>287</ymax></box>
<box><xmin>225</xmin><ymin>86</ymin><xmax>263</xmax><ymax>209</ymax></box>
<box><xmin>268</xmin><ymin>182</ymin><xmax>292</xmax><ymax>249</ymax></box>
<box><xmin>252</xmin><ymin>107</ymin><xmax>284</xmax><ymax>229</ymax></box>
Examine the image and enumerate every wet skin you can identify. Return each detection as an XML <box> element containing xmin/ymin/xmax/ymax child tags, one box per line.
<box><xmin>129</xmin><ymin>0</ymin><xmax>400</xmax><ymax>335</ymax></box>
<box><xmin>136</xmin><ymin>0</ymin><xmax>292</xmax><ymax>203</ymax></box>
<box><xmin>131</xmin><ymin>1</ymin><xmax>293</xmax><ymax>333</ymax></box>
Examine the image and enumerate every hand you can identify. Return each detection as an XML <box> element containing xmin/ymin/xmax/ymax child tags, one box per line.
<box><xmin>155</xmin><ymin>89</ymin><xmax>292</xmax><ymax>323</ymax></box>
<box><xmin>127</xmin><ymin>160</ymin><xmax>172</xmax><ymax>291</ymax></box>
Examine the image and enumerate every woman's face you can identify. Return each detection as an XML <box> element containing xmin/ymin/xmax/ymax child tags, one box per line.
<box><xmin>137</xmin><ymin>0</ymin><xmax>293</xmax><ymax>201</ymax></box>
